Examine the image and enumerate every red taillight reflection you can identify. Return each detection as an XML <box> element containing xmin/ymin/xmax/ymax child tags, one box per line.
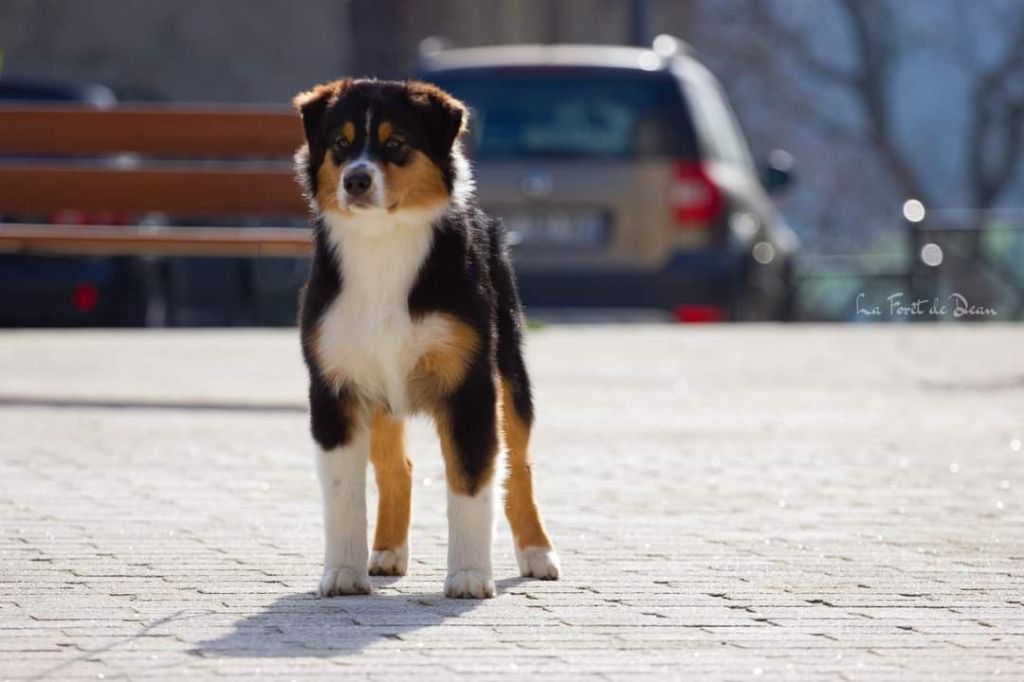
<box><xmin>670</xmin><ymin>162</ymin><xmax>722</xmax><ymax>227</ymax></box>
<box><xmin>673</xmin><ymin>304</ymin><xmax>725</xmax><ymax>324</ymax></box>
<box><xmin>73</xmin><ymin>284</ymin><xmax>100</xmax><ymax>312</ymax></box>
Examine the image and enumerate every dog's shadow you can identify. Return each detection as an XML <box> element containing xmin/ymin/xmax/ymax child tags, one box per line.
<box><xmin>191</xmin><ymin>577</ymin><xmax>530</xmax><ymax>658</ymax></box>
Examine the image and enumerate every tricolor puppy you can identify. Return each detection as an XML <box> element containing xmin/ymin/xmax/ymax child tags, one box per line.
<box><xmin>293</xmin><ymin>78</ymin><xmax>560</xmax><ymax>599</ymax></box>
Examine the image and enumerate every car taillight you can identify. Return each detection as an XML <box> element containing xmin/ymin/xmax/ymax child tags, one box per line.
<box><xmin>673</xmin><ymin>304</ymin><xmax>725</xmax><ymax>324</ymax></box>
<box><xmin>670</xmin><ymin>162</ymin><xmax>722</xmax><ymax>227</ymax></box>
<box><xmin>73</xmin><ymin>284</ymin><xmax>100</xmax><ymax>312</ymax></box>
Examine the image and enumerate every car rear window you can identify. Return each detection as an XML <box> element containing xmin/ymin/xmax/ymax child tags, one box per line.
<box><xmin>427</xmin><ymin>69</ymin><xmax>695</xmax><ymax>160</ymax></box>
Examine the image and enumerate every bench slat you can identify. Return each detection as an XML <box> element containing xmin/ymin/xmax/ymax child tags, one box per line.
<box><xmin>0</xmin><ymin>224</ymin><xmax>313</xmax><ymax>257</ymax></box>
<box><xmin>0</xmin><ymin>166</ymin><xmax>309</xmax><ymax>217</ymax></box>
<box><xmin>0</xmin><ymin>107</ymin><xmax>301</xmax><ymax>157</ymax></box>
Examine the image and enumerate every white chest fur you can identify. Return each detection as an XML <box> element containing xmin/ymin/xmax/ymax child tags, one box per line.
<box><xmin>313</xmin><ymin>209</ymin><xmax>449</xmax><ymax>415</ymax></box>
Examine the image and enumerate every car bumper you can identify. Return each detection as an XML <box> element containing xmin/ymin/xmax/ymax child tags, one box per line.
<box><xmin>0</xmin><ymin>256</ymin><xmax>116</xmax><ymax>327</ymax></box>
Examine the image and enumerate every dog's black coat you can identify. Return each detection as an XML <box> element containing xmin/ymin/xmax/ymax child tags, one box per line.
<box><xmin>295</xmin><ymin>79</ymin><xmax>533</xmax><ymax>494</ymax></box>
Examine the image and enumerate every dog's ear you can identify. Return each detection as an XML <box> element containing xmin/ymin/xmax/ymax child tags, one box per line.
<box><xmin>293</xmin><ymin>79</ymin><xmax>350</xmax><ymax>146</ymax></box>
<box><xmin>407</xmin><ymin>81</ymin><xmax>468</xmax><ymax>158</ymax></box>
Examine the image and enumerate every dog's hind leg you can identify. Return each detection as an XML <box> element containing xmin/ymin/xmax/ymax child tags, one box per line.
<box><xmin>488</xmin><ymin>224</ymin><xmax>560</xmax><ymax>579</ymax></box>
<box><xmin>368</xmin><ymin>408</ymin><xmax>412</xmax><ymax>576</ymax></box>
<box><xmin>500</xmin><ymin>375</ymin><xmax>560</xmax><ymax>580</ymax></box>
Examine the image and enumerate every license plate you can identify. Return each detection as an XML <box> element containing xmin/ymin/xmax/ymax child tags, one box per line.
<box><xmin>498</xmin><ymin>208</ymin><xmax>610</xmax><ymax>249</ymax></box>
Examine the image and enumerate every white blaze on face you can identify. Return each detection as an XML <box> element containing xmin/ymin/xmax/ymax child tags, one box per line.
<box><xmin>338</xmin><ymin>107</ymin><xmax>387</xmax><ymax>211</ymax></box>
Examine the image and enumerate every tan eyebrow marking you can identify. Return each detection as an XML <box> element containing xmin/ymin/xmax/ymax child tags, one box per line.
<box><xmin>341</xmin><ymin>121</ymin><xmax>355</xmax><ymax>143</ymax></box>
<box><xmin>378</xmin><ymin>121</ymin><xmax>393</xmax><ymax>143</ymax></box>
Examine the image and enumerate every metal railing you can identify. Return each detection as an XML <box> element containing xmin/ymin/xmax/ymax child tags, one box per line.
<box><xmin>794</xmin><ymin>200</ymin><xmax>1024</xmax><ymax>321</ymax></box>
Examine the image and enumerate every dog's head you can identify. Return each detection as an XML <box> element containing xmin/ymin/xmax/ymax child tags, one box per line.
<box><xmin>294</xmin><ymin>78</ymin><xmax>469</xmax><ymax>218</ymax></box>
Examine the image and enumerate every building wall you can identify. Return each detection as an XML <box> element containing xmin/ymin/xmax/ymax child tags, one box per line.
<box><xmin>0</xmin><ymin>0</ymin><xmax>351</xmax><ymax>102</ymax></box>
<box><xmin>0</xmin><ymin>0</ymin><xmax>694</xmax><ymax>103</ymax></box>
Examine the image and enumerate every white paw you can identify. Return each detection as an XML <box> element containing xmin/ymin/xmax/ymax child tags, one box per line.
<box><xmin>444</xmin><ymin>570</ymin><xmax>495</xmax><ymax>599</ymax></box>
<box><xmin>368</xmin><ymin>545</ymin><xmax>409</xmax><ymax>576</ymax></box>
<box><xmin>516</xmin><ymin>546</ymin><xmax>561</xmax><ymax>580</ymax></box>
<box><xmin>319</xmin><ymin>565</ymin><xmax>372</xmax><ymax>597</ymax></box>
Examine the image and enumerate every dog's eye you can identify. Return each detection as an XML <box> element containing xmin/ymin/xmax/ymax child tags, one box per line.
<box><xmin>384</xmin><ymin>138</ymin><xmax>406</xmax><ymax>152</ymax></box>
<box><xmin>334</xmin><ymin>138</ymin><xmax>351</xmax><ymax>151</ymax></box>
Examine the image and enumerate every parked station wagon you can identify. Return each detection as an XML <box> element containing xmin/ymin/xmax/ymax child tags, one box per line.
<box><xmin>420</xmin><ymin>38</ymin><xmax>799</xmax><ymax>321</ymax></box>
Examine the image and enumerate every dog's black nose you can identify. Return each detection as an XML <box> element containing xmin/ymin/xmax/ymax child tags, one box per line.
<box><xmin>343</xmin><ymin>170</ymin><xmax>372</xmax><ymax>197</ymax></box>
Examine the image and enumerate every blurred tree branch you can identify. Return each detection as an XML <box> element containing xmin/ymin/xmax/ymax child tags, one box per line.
<box><xmin>751</xmin><ymin>0</ymin><xmax>930</xmax><ymax>207</ymax></box>
<box><xmin>804</xmin><ymin>0</ymin><xmax>1024</xmax><ymax>302</ymax></box>
<box><xmin>747</xmin><ymin>1</ymin><xmax>859</xmax><ymax>88</ymax></box>
<box><xmin>753</xmin><ymin>0</ymin><xmax>1024</xmax><ymax>220</ymax></box>
<box><xmin>968</xmin><ymin>15</ymin><xmax>1024</xmax><ymax>212</ymax></box>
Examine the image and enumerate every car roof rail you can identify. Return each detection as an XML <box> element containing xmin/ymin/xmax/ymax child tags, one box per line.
<box><xmin>652</xmin><ymin>34</ymin><xmax>695</xmax><ymax>58</ymax></box>
<box><xmin>419</xmin><ymin>36</ymin><xmax>454</xmax><ymax>61</ymax></box>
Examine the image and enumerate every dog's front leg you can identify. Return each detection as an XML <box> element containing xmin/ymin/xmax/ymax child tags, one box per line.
<box><xmin>434</xmin><ymin>375</ymin><xmax>500</xmax><ymax>599</ymax></box>
<box><xmin>444</xmin><ymin>469</ymin><xmax>495</xmax><ymax>599</ymax></box>
<box><xmin>312</xmin><ymin>384</ymin><xmax>371</xmax><ymax>597</ymax></box>
<box><xmin>317</xmin><ymin>432</ymin><xmax>371</xmax><ymax>596</ymax></box>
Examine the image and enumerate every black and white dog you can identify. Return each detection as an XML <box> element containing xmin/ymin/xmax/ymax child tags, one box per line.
<box><xmin>293</xmin><ymin>78</ymin><xmax>560</xmax><ymax>598</ymax></box>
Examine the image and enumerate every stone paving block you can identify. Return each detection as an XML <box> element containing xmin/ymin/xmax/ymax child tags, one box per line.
<box><xmin>1</xmin><ymin>326</ymin><xmax>1022</xmax><ymax>680</ymax></box>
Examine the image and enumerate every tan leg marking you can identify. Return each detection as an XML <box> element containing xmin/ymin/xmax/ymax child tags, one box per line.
<box><xmin>369</xmin><ymin>408</ymin><xmax>412</xmax><ymax>557</ymax></box>
<box><xmin>500</xmin><ymin>379</ymin><xmax>553</xmax><ymax>551</ymax></box>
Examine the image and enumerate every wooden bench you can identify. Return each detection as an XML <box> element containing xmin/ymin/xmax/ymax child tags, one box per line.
<box><xmin>0</xmin><ymin>106</ymin><xmax>312</xmax><ymax>256</ymax></box>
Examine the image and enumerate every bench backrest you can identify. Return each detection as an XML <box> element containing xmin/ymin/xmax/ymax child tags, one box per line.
<box><xmin>0</xmin><ymin>106</ymin><xmax>308</xmax><ymax>218</ymax></box>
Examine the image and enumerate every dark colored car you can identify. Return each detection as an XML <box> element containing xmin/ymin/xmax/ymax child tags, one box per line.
<box><xmin>420</xmin><ymin>39</ymin><xmax>799</xmax><ymax>321</ymax></box>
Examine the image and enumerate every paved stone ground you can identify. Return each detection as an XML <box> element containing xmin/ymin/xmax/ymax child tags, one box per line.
<box><xmin>1</xmin><ymin>325</ymin><xmax>1022</xmax><ymax>680</ymax></box>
